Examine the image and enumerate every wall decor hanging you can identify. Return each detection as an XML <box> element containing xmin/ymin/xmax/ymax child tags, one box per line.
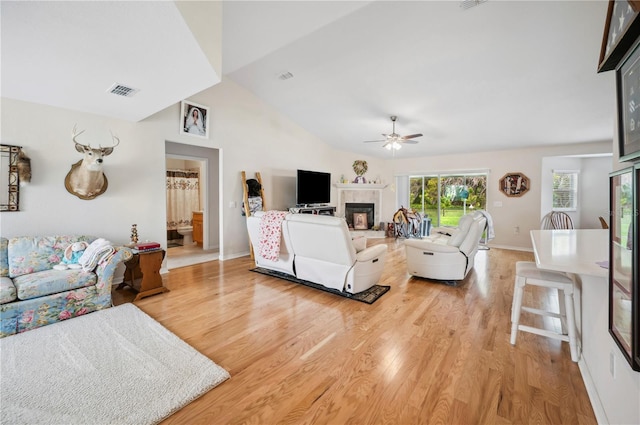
<box><xmin>64</xmin><ymin>126</ymin><xmax>120</xmax><ymax>200</ymax></box>
<box><xmin>352</xmin><ymin>160</ymin><xmax>368</xmax><ymax>183</ymax></box>
<box><xmin>0</xmin><ymin>144</ymin><xmax>21</xmax><ymax>211</ymax></box>
<box><xmin>598</xmin><ymin>0</ymin><xmax>640</xmax><ymax>73</ymax></box>
<box><xmin>609</xmin><ymin>166</ymin><xmax>640</xmax><ymax>370</ymax></box>
<box><xmin>617</xmin><ymin>41</ymin><xmax>640</xmax><ymax>161</ymax></box>
<box><xmin>180</xmin><ymin>101</ymin><xmax>210</xmax><ymax>139</ymax></box>
<box><xmin>499</xmin><ymin>172</ymin><xmax>529</xmax><ymax>197</ymax></box>
<box><xmin>17</xmin><ymin>149</ymin><xmax>31</xmax><ymax>186</ymax></box>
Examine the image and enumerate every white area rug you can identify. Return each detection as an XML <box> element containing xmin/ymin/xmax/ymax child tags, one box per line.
<box><xmin>0</xmin><ymin>303</ymin><xmax>230</xmax><ymax>425</ymax></box>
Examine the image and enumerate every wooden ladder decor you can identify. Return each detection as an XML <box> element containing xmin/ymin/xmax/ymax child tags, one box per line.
<box><xmin>241</xmin><ymin>171</ymin><xmax>266</xmax><ymax>259</ymax></box>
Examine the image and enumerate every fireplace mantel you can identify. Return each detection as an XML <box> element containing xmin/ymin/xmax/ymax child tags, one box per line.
<box><xmin>334</xmin><ymin>183</ymin><xmax>388</xmax><ymax>190</ymax></box>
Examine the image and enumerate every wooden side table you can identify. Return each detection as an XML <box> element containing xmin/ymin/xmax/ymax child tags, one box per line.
<box><xmin>117</xmin><ymin>249</ymin><xmax>169</xmax><ymax>301</ymax></box>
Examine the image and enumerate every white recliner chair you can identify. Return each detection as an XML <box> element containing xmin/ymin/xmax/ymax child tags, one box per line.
<box><xmin>247</xmin><ymin>212</ymin><xmax>387</xmax><ymax>294</ymax></box>
<box><xmin>286</xmin><ymin>214</ymin><xmax>387</xmax><ymax>294</ymax></box>
<box><xmin>404</xmin><ymin>214</ymin><xmax>487</xmax><ymax>282</ymax></box>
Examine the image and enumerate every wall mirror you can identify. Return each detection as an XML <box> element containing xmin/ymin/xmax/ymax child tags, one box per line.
<box><xmin>0</xmin><ymin>144</ymin><xmax>20</xmax><ymax>211</ymax></box>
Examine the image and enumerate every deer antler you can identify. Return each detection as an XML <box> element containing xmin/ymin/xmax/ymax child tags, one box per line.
<box><xmin>100</xmin><ymin>132</ymin><xmax>120</xmax><ymax>150</ymax></box>
<box><xmin>110</xmin><ymin>131</ymin><xmax>120</xmax><ymax>148</ymax></box>
<box><xmin>72</xmin><ymin>125</ymin><xmax>87</xmax><ymax>146</ymax></box>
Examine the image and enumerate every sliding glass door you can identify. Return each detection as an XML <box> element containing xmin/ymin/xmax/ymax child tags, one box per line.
<box><xmin>409</xmin><ymin>173</ymin><xmax>487</xmax><ymax>227</ymax></box>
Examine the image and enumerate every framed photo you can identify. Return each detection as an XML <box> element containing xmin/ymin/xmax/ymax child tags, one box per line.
<box><xmin>498</xmin><ymin>172</ymin><xmax>529</xmax><ymax>197</ymax></box>
<box><xmin>617</xmin><ymin>41</ymin><xmax>640</xmax><ymax>161</ymax></box>
<box><xmin>598</xmin><ymin>0</ymin><xmax>640</xmax><ymax>72</ymax></box>
<box><xmin>353</xmin><ymin>212</ymin><xmax>368</xmax><ymax>230</ymax></box>
<box><xmin>180</xmin><ymin>101</ymin><xmax>209</xmax><ymax>139</ymax></box>
<box><xmin>608</xmin><ymin>166</ymin><xmax>640</xmax><ymax>371</ymax></box>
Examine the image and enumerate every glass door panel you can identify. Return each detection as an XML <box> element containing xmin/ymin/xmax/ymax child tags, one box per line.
<box><xmin>408</xmin><ymin>173</ymin><xmax>487</xmax><ymax>228</ymax></box>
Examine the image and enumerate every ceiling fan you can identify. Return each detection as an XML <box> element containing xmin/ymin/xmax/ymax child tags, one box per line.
<box><xmin>363</xmin><ymin>116</ymin><xmax>423</xmax><ymax>150</ymax></box>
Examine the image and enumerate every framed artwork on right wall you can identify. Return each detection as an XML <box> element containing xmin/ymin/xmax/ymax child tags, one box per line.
<box><xmin>599</xmin><ymin>0</ymin><xmax>640</xmax><ymax>72</ymax></box>
<box><xmin>609</xmin><ymin>166</ymin><xmax>640</xmax><ymax>371</ymax></box>
<box><xmin>617</xmin><ymin>40</ymin><xmax>640</xmax><ymax>161</ymax></box>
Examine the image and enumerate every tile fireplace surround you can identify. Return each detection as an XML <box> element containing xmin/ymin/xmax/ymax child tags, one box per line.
<box><xmin>336</xmin><ymin>183</ymin><xmax>387</xmax><ymax>238</ymax></box>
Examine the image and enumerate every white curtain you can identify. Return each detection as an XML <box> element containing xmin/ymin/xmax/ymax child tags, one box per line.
<box><xmin>166</xmin><ymin>170</ymin><xmax>200</xmax><ymax>230</ymax></box>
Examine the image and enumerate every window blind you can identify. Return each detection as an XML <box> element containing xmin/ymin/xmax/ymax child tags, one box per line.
<box><xmin>552</xmin><ymin>170</ymin><xmax>578</xmax><ymax>211</ymax></box>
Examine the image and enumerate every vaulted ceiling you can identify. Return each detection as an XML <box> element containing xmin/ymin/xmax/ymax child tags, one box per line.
<box><xmin>2</xmin><ymin>1</ymin><xmax>616</xmax><ymax>159</ymax></box>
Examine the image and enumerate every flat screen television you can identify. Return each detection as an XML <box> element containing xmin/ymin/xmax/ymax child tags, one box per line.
<box><xmin>296</xmin><ymin>169</ymin><xmax>331</xmax><ymax>206</ymax></box>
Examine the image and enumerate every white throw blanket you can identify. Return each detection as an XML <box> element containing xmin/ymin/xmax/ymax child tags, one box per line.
<box><xmin>475</xmin><ymin>209</ymin><xmax>495</xmax><ymax>241</ymax></box>
<box><xmin>259</xmin><ymin>211</ymin><xmax>288</xmax><ymax>261</ymax></box>
<box><xmin>78</xmin><ymin>238</ymin><xmax>114</xmax><ymax>271</ymax></box>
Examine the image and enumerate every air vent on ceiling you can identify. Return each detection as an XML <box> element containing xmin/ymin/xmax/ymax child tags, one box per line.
<box><xmin>460</xmin><ymin>0</ymin><xmax>487</xmax><ymax>10</ymax></box>
<box><xmin>107</xmin><ymin>83</ymin><xmax>139</xmax><ymax>97</ymax></box>
<box><xmin>278</xmin><ymin>72</ymin><xmax>294</xmax><ymax>81</ymax></box>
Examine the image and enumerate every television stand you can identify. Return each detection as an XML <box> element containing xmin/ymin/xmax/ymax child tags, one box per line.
<box><xmin>289</xmin><ymin>205</ymin><xmax>336</xmax><ymax>216</ymax></box>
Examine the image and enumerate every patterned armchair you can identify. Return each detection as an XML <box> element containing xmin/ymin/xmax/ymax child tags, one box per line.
<box><xmin>0</xmin><ymin>236</ymin><xmax>132</xmax><ymax>337</ymax></box>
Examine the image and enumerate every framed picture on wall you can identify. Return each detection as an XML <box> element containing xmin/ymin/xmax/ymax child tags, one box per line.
<box><xmin>180</xmin><ymin>101</ymin><xmax>210</xmax><ymax>139</ymax></box>
<box><xmin>353</xmin><ymin>213</ymin><xmax>368</xmax><ymax>230</ymax></box>
<box><xmin>608</xmin><ymin>166</ymin><xmax>640</xmax><ymax>371</ymax></box>
<box><xmin>617</xmin><ymin>41</ymin><xmax>640</xmax><ymax>161</ymax></box>
<box><xmin>499</xmin><ymin>172</ymin><xmax>529</xmax><ymax>197</ymax></box>
<box><xmin>598</xmin><ymin>0</ymin><xmax>640</xmax><ymax>72</ymax></box>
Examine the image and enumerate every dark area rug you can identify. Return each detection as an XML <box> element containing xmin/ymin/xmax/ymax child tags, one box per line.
<box><xmin>250</xmin><ymin>267</ymin><xmax>390</xmax><ymax>304</ymax></box>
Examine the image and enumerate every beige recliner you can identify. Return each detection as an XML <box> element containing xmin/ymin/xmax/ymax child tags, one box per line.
<box><xmin>404</xmin><ymin>213</ymin><xmax>487</xmax><ymax>282</ymax></box>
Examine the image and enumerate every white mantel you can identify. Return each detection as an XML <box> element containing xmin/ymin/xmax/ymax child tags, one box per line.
<box><xmin>335</xmin><ymin>183</ymin><xmax>388</xmax><ymax>190</ymax></box>
<box><xmin>335</xmin><ymin>183</ymin><xmax>388</xmax><ymax>228</ymax></box>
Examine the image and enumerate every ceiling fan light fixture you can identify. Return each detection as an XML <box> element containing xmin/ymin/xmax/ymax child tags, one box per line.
<box><xmin>363</xmin><ymin>115</ymin><xmax>421</xmax><ymax>150</ymax></box>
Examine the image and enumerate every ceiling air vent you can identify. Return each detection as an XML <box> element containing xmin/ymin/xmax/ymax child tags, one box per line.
<box><xmin>107</xmin><ymin>83</ymin><xmax>139</xmax><ymax>97</ymax></box>
<box><xmin>460</xmin><ymin>0</ymin><xmax>487</xmax><ymax>10</ymax></box>
<box><xmin>278</xmin><ymin>72</ymin><xmax>294</xmax><ymax>81</ymax></box>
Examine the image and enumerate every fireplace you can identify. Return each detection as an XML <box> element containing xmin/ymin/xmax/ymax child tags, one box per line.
<box><xmin>336</xmin><ymin>184</ymin><xmax>385</xmax><ymax>236</ymax></box>
<box><xmin>345</xmin><ymin>203</ymin><xmax>374</xmax><ymax>229</ymax></box>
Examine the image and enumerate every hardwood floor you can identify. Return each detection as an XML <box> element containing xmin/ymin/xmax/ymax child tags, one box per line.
<box><xmin>112</xmin><ymin>238</ymin><xmax>597</xmax><ymax>424</ymax></box>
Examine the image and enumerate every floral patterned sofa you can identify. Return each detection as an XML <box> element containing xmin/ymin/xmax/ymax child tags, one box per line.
<box><xmin>0</xmin><ymin>235</ymin><xmax>132</xmax><ymax>337</ymax></box>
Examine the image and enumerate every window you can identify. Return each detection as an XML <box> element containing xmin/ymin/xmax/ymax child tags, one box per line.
<box><xmin>553</xmin><ymin>170</ymin><xmax>578</xmax><ymax>211</ymax></box>
<box><xmin>408</xmin><ymin>173</ymin><xmax>487</xmax><ymax>227</ymax></box>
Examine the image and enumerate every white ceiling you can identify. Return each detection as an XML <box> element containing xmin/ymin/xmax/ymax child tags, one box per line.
<box><xmin>1</xmin><ymin>1</ymin><xmax>218</xmax><ymax>122</ymax></box>
<box><xmin>2</xmin><ymin>1</ymin><xmax>616</xmax><ymax>159</ymax></box>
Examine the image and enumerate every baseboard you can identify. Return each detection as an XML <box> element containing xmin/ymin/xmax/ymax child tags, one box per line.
<box><xmin>485</xmin><ymin>243</ymin><xmax>533</xmax><ymax>252</ymax></box>
<box><xmin>220</xmin><ymin>250</ymin><xmax>251</xmax><ymax>261</ymax></box>
<box><xmin>578</xmin><ymin>358</ymin><xmax>608</xmax><ymax>425</ymax></box>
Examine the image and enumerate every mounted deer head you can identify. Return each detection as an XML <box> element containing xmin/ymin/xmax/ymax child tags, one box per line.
<box><xmin>64</xmin><ymin>125</ymin><xmax>120</xmax><ymax>199</ymax></box>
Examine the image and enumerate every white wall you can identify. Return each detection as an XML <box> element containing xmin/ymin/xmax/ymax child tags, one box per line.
<box><xmin>540</xmin><ymin>155</ymin><xmax>612</xmax><ymax>230</ymax></box>
<box><xmin>579</xmin><ymin>156</ymin><xmax>612</xmax><ymax>229</ymax></box>
<box><xmin>386</xmin><ymin>141</ymin><xmax>612</xmax><ymax>250</ymax></box>
<box><xmin>579</xmin><ymin>275</ymin><xmax>640</xmax><ymax>425</ymax></box>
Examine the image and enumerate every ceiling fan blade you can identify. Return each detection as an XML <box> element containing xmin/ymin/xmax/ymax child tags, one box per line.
<box><xmin>363</xmin><ymin>140</ymin><xmax>385</xmax><ymax>143</ymax></box>
<box><xmin>401</xmin><ymin>133</ymin><xmax>423</xmax><ymax>140</ymax></box>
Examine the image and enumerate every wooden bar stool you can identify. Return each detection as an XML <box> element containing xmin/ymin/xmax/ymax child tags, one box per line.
<box><xmin>510</xmin><ymin>261</ymin><xmax>579</xmax><ymax>362</ymax></box>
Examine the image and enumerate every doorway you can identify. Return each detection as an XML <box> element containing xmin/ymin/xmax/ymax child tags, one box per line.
<box><xmin>165</xmin><ymin>142</ymin><xmax>221</xmax><ymax>269</ymax></box>
<box><xmin>408</xmin><ymin>173</ymin><xmax>487</xmax><ymax>227</ymax></box>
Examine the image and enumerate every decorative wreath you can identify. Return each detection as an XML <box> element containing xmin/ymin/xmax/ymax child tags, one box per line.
<box><xmin>352</xmin><ymin>160</ymin><xmax>368</xmax><ymax>176</ymax></box>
